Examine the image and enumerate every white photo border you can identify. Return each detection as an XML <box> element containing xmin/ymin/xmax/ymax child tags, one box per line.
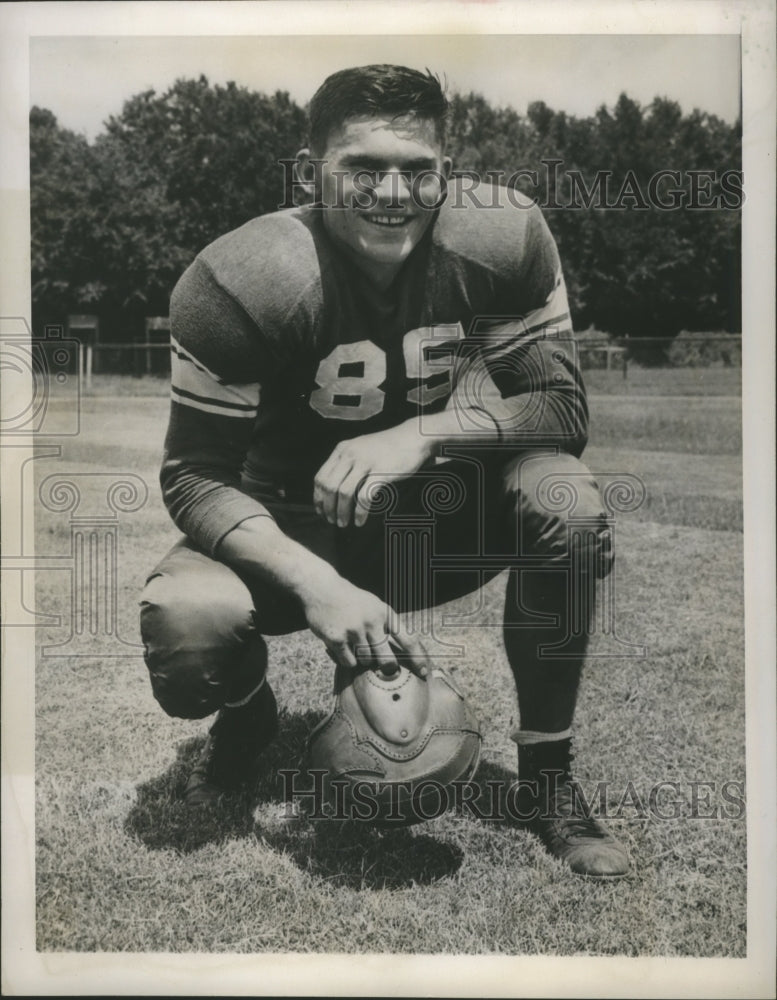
<box><xmin>1</xmin><ymin>1</ymin><xmax>774</xmax><ymax>996</ymax></box>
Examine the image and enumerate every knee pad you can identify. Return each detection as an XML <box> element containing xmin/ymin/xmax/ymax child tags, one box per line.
<box><xmin>140</xmin><ymin>567</ymin><xmax>260</xmax><ymax>719</ymax></box>
<box><xmin>503</xmin><ymin>450</ymin><xmax>613</xmax><ymax>577</ymax></box>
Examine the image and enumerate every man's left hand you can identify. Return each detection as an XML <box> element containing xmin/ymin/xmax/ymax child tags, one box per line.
<box><xmin>313</xmin><ymin>420</ymin><xmax>434</xmax><ymax>528</ymax></box>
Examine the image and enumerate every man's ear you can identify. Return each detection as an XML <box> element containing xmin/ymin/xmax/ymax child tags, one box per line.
<box><xmin>294</xmin><ymin>147</ymin><xmax>319</xmax><ymax>202</ymax></box>
<box><xmin>441</xmin><ymin>155</ymin><xmax>453</xmax><ymax>179</ymax></box>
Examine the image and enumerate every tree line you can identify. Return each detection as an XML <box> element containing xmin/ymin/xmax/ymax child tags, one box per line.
<box><xmin>30</xmin><ymin>76</ymin><xmax>741</xmax><ymax>363</ymax></box>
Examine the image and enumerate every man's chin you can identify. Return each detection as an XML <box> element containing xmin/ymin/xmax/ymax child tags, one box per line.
<box><xmin>356</xmin><ymin>236</ymin><xmax>414</xmax><ymax>265</ymax></box>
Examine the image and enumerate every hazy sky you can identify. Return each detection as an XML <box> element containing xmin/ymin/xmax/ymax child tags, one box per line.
<box><xmin>30</xmin><ymin>34</ymin><xmax>741</xmax><ymax>140</ymax></box>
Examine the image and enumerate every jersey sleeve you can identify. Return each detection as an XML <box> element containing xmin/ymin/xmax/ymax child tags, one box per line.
<box><xmin>447</xmin><ymin>203</ymin><xmax>588</xmax><ymax>455</ymax></box>
<box><xmin>161</xmin><ymin>257</ymin><xmax>278</xmax><ymax>556</ymax></box>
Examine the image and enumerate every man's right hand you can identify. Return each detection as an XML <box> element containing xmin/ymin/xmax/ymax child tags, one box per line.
<box><xmin>299</xmin><ymin>570</ymin><xmax>429</xmax><ymax>677</ymax></box>
<box><xmin>218</xmin><ymin>514</ymin><xmax>430</xmax><ymax>677</ymax></box>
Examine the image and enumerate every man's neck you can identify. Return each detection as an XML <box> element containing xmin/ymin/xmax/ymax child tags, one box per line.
<box><xmin>325</xmin><ymin>232</ymin><xmax>403</xmax><ymax>291</ymax></box>
<box><xmin>348</xmin><ymin>254</ymin><xmax>402</xmax><ymax>292</ymax></box>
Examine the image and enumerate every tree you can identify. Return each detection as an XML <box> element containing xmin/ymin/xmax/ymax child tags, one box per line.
<box><xmin>90</xmin><ymin>76</ymin><xmax>307</xmax><ymax>326</ymax></box>
<box><xmin>445</xmin><ymin>90</ymin><xmax>741</xmax><ymax>362</ymax></box>
<box><xmin>31</xmin><ymin>78</ymin><xmax>307</xmax><ymax>336</ymax></box>
<box><xmin>573</xmin><ymin>96</ymin><xmax>741</xmax><ymax>362</ymax></box>
<box><xmin>30</xmin><ymin>107</ymin><xmax>102</xmax><ymax>327</ymax></box>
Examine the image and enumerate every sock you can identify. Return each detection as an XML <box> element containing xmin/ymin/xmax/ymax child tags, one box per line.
<box><xmin>224</xmin><ymin>632</ymin><xmax>269</xmax><ymax>707</ymax></box>
<box><xmin>503</xmin><ymin>567</ymin><xmax>586</xmax><ymax>733</ymax></box>
<box><xmin>517</xmin><ymin>737</ymin><xmax>574</xmax><ymax>784</ymax></box>
<box><xmin>511</xmin><ymin>727</ymin><xmax>572</xmax><ymax>745</ymax></box>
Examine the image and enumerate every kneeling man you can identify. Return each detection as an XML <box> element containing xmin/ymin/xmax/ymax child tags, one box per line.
<box><xmin>140</xmin><ymin>64</ymin><xmax>628</xmax><ymax>877</ymax></box>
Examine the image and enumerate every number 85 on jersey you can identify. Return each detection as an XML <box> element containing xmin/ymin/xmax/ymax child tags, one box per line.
<box><xmin>309</xmin><ymin>323</ymin><xmax>465</xmax><ymax>422</ymax></box>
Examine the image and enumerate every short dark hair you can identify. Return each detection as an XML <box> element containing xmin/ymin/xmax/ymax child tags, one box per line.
<box><xmin>308</xmin><ymin>64</ymin><xmax>448</xmax><ymax>154</ymax></box>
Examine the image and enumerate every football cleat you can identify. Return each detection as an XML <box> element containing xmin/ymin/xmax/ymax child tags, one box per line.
<box><xmin>184</xmin><ymin>680</ymin><xmax>278</xmax><ymax>806</ymax></box>
<box><xmin>517</xmin><ymin>740</ymin><xmax>630</xmax><ymax>877</ymax></box>
<box><xmin>530</xmin><ymin>780</ymin><xmax>631</xmax><ymax>877</ymax></box>
<box><xmin>308</xmin><ymin>661</ymin><xmax>481</xmax><ymax>825</ymax></box>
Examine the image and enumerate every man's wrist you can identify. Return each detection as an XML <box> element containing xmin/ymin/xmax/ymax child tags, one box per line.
<box><xmin>217</xmin><ymin>515</ymin><xmax>341</xmax><ymax>606</ymax></box>
<box><xmin>289</xmin><ymin>558</ymin><xmax>342</xmax><ymax>609</ymax></box>
<box><xmin>399</xmin><ymin>415</ymin><xmax>441</xmax><ymax>460</ymax></box>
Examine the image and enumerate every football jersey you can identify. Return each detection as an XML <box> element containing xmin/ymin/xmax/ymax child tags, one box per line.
<box><xmin>162</xmin><ymin>179</ymin><xmax>587</xmax><ymax>555</ymax></box>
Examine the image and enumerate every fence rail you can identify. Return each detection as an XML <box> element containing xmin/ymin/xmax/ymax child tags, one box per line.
<box><xmin>82</xmin><ymin>341</ymin><xmax>169</xmax><ymax>383</ymax></box>
<box><xmin>79</xmin><ymin>335</ymin><xmax>743</xmax><ymax>385</ymax></box>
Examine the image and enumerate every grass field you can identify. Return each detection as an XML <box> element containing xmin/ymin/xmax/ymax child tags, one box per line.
<box><xmin>34</xmin><ymin>368</ymin><xmax>745</xmax><ymax>957</ymax></box>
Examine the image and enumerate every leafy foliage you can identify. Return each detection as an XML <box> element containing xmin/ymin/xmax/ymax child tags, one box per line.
<box><xmin>31</xmin><ymin>81</ymin><xmax>741</xmax><ymax>359</ymax></box>
<box><xmin>449</xmin><ymin>92</ymin><xmax>741</xmax><ymax>363</ymax></box>
<box><xmin>31</xmin><ymin>77</ymin><xmax>305</xmax><ymax>337</ymax></box>
<box><xmin>30</xmin><ymin>107</ymin><xmax>103</xmax><ymax>321</ymax></box>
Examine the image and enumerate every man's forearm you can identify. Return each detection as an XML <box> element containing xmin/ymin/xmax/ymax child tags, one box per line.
<box><xmin>430</xmin><ymin>387</ymin><xmax>586</xmax><ymax>455</ymax></box>
<box><xmin>419</xmin><ymin>406</ymin><xmax>501</xmax><ymax>451</ymax></box>
<box><xmin>215</xmin><ymin>512</ymin><xmax>430</xmax><ymax>674</ymax></box>
<box><xmin>216</xmin><ymin>515</ymin><xmax>340</xmax><ymax>606</ymax></box>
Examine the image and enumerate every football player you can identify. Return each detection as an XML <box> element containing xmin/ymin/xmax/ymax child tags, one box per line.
<box><xmin>140</xmin><ymin>64</ymin><xmax>629</xmax><ymax>877</ymax></box>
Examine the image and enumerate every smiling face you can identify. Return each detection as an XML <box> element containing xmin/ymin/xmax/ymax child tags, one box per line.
<box><xmin>315</xmin><ymin>114</ymin><xmax>451</xmax><ymax>287</ymax></box>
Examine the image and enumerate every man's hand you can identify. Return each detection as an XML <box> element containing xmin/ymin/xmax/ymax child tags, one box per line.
<box><xmin>299</xmin><ymin>568</ymin><xmax>430</xmax><ymax>677</ymax></box>
<box><xmin>218</xmin><ymin>515</ymin><xmax>429</xmax><ymax>676</ymax></box>
<box><xmin>313</xmin><ymin>419</ymin><xmax>434</xmax><ymax>528</ymax></box>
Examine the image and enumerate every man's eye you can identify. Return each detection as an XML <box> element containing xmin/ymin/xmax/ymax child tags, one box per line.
<box><xmin>352</xmin><ymin>169</ymin><xmax>417</xmax><ymax>181</ymax></box>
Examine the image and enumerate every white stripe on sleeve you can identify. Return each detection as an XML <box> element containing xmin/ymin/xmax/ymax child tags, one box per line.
<box><xmin>170</xmin><ymin>336</ymin><xmax>260</xmax><ymax>419</ymax></box>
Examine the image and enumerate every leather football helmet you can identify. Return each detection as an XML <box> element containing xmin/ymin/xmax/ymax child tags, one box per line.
<box><xmin>308</xmin><ymin>660</ymin><xmax>481</xmax><ymax>825</ymax></box>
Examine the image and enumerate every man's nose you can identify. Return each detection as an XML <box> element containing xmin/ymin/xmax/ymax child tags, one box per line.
<box><xmin>373</xmin><ymin>169</ymin><xmax>412</xmax><ymax>207</ymax></box>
